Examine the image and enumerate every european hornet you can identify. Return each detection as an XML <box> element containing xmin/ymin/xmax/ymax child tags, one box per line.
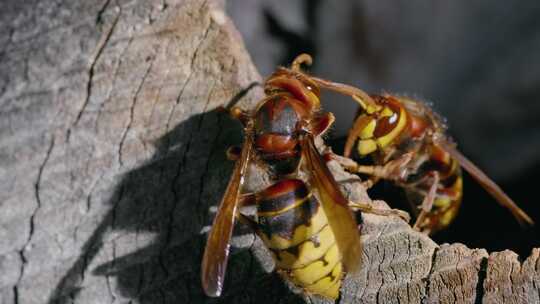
<box><xmin>201</xmin><ymin>54</ymin><xmax>407</xmax><ymax>299</ymax></box>
<box><xmin>330</xmin><ymin>93</ymin><xmax>534</xmax><ymax>234</ymax></box>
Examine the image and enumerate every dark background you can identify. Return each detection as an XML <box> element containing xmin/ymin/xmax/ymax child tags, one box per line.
<box><xmin>227</xmin><ymin>0</ymin><xmax>540</xmax><ymax>258</ymax></box>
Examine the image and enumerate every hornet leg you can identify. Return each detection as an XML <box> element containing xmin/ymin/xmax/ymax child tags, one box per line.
<box><xmin>323</xmin><ymin>150</ymin><xmax>379</xmax><ymax>189</ymax></box>
<box><xmin>349</xmin><ymin>201</ymin><xmax>410</xmax><ymax>222</ymax></box>
<box><xmin>344</xmin><ymin>115</ymin><xmax>372</xmax><ymax>158</ymax></box>
<box><xmin>412</xmin><ymin>171</ymin><xmax>440</xmax><ymax>231</ymax></box>
<box><xmin>328</xmin><ymin>152</ymin><xmax>414</xmax><ymax>187</ymax></box>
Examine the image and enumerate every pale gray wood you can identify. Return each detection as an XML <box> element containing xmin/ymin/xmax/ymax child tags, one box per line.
<box><xmin>0</xmin><ymin>1</ymin><xmax>538</xmax><ymax>303</ymax></box>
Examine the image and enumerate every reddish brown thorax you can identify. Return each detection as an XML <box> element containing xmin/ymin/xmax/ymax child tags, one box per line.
<box><xmin>407</xmin><ymin>112</ymin><xmax>430</xmax><ymax>138</ymax></box>
<box><xmin>252</xmin><ymin>70</ymin><xmax>322</xmax><ymax>176</ymax></box>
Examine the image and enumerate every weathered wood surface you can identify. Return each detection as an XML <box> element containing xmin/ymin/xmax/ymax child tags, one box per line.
<box><xmin>0</xmin><ymin>1</ymin><xmax>538</xmax><ymax>303</ymax></box>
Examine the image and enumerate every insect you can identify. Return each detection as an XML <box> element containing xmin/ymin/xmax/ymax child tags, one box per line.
<box><xmin>330</xmin><ymin>93</ymin><xmax>534</xmax><ymax>234</ymax></box>
<box><xmin>201</xmin><ymin>54</ymin><xmax>407</xmax><ymax>299</ymax></box>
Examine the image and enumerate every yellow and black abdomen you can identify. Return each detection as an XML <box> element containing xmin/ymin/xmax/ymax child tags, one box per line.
<box><xmin>254</xmin><ymin>179</ymin><xmax>343</xmax><ymax>299</ymax></box>
<box><xmin>406</xmin><ymin>144</ymin><xmax>464</xmax><ymax>233</ymax></box>
<box><xmin>429</xmin><ymin>155</ymin><xmax>463</xmax><ymax>233</ymax></box>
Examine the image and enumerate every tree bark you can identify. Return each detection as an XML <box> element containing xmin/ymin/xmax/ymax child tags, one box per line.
<box><xmin>0</xmin><ymin>1</ymin><xmax>538</xmax><ymax>303</ymax></box>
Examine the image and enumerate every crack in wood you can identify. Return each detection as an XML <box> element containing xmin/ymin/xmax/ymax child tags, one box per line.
<box><xmin>94</xmin><ymin>35</ymin><xmax>135</xmax><ymax>132</ymax></box>
<box><xmin>475</xmin><ymin>257</ymin><xmax>487</xmax><ymax>304</ymax></box>
<box><xmin>118</xmin><ymin>56</ymin><xmax>155</xmax><ymax>167</ymax></box>
<box><xmin>12</xmin><ymin>135</ymin><xmax>55</xmax><ymax>304</ymax></box>
<box><xmin>32</xmin><ymin>135</ymin><xmax>55</xmax><ymax>237</ymax></box>
<box><xmin>70</xmin><ymin>4</ymin><xmax>121</xmax><ymax>135</ymax></box>
<box><xmin>422</xmin><ymin>246</ymin><xmax>439</xmax><ymax>304</ymax></box>
<box><xmin>164</xmin><ymin>2</ymin><xmax>212</xmax><ymax>143</ymax></box>
<box><xmin>96</xmin><ymin>0</ymin><xmax>113</xmax><ymax>25</ymax></box>
<box><xmin>146</xmin><ymin>40</ymin><xmax>173</xmax><ymax>131</ymax></box>
<box><xmin>457</xmin><ymin>259</ymin><xmax>466</xmax><ymax>302</ymax></box>
<box><xmin>85</xmin><ymin>170</ymin><xmax>107</xmax><ymax>213</ymax></box>
<box><xmin>13</xmin><ymin>253</ymin><xmax>22</xmax><ymax>304</ymax></box>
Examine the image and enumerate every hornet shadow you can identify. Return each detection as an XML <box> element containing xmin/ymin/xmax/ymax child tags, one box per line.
<box><xmin>47</xmin><ymin>85</ymin><xmax>305</xmax><ymax>304</ymax></box>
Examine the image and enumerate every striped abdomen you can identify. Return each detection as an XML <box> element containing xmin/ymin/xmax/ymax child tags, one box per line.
<box><xmin>405</xmin><ymin>144</ymin><xmax>463</xmax><ymax>232</ymax></box>
<box><xmin>254</xmin><ymin>179</ymin><xmax>343</xmax><ymax>299</ymax></box>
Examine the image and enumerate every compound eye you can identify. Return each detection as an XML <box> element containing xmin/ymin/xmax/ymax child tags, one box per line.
<box><xmin>373</xmin><ymin>101</ymin><xmax>402</xmax><ymax>138</ymax></box>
